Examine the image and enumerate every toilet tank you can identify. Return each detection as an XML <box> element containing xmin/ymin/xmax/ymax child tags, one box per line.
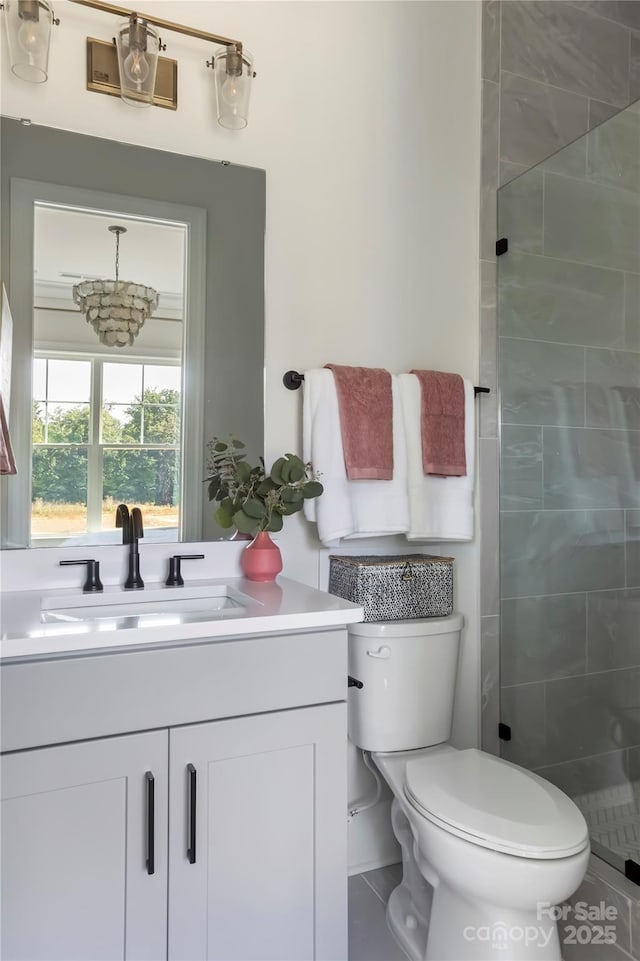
<box><xmin>348</xmin><ymin>613</ymin><xmax>463</xmax><ymax>752</ymax></box>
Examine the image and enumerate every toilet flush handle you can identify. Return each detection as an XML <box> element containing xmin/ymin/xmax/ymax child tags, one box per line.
<box><xmin>366</xmin><ymin>645</ymin><xmax>391</xmax><ymax>659</ymax></box>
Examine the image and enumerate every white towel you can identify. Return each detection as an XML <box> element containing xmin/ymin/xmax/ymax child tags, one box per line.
<box><xmin>303</xmin><ymin>369</ymin><xmax>409</xmax><ymax>546</ymax></box>
<box><xmin>398</xmin><ymin>373</ymin><xmax>475</xmax><ymax>541</ymax></box>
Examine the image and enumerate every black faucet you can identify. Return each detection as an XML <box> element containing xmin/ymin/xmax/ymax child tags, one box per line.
<box><xmin>115</xmin><ymin>503</ymin><xmax>144</xmax><ymax>589</ymax></box>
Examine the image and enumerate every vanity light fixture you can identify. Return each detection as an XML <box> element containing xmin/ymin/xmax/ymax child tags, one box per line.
<box><xmin>69</xmin><ymin>0</ymin><xmax>255</xmax><ymax>126</ymax></box>
<box><xmin>2</xmin><ymin>0</ymin><xmax>59</xmax><ymax>83</ymax></box>
<box><xmin>72</xmin><ymin>225</ymin><xmax>159</xmax><ymax>348</ymax></box>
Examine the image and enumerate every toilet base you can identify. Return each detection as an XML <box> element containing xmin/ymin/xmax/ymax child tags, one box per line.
<box><xmin>385</xmin><ymin>795</ymin><xmax>583</xmax><ymax>961</ymax></box>
<box><xmin>424</xmin><ymin>883</ymin><xmax>561</xmax><ymax>961</ymax></box>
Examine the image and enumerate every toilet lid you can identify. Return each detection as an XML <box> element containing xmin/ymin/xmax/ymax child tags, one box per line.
<box><xmin>404</xmin><ymin>749</ymin><xmax>588</xmax><ymax>859</ymax></box>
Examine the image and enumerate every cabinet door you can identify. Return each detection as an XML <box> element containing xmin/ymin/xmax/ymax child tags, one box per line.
<box><xmin>1</xmin><ymin>730</ymin><xmax>168</xmax><ymax>961</ymax></box>
<box><xmin>168</xmin><ymin>703</ymin><xmax>347</xmax><ymax>961</ymax></box>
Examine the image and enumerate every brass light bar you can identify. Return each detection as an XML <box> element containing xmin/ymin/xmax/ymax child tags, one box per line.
<box><xmin>68</xmin><ymin>0</ymin><xmax>243</xmax><ymax>52</ymax></box>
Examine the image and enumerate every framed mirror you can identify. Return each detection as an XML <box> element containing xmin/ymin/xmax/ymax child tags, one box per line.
<box><xmin>0</xmin><ymin>118</ymin><xmax>265</xmax><ymax>549</ymax></box>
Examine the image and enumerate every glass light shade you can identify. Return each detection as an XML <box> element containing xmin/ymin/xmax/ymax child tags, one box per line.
<box><xmin>214</xmin><ymin>46</ymin><xmax>254</xmax><ymax>130</ymax></box>
<box><xmin>5</xmin><ymin>0</ymin><xmax>54</xmax><ymax>83</ymax></box>
<box><xmin>115</xmin><ymin>16</ymin><xmax>159</xmax><ymax>107</ymax></box>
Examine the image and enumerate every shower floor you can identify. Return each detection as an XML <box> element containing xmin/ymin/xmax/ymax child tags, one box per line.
<box><xmin>574</xmin><ymin>780</ymin><xmax>640</xmax><ymax>864</ymax></box>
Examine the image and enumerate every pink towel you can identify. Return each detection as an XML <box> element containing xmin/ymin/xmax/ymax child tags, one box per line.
<box><xmin>410</xmin><ymin>370</ymin><xmax>466</xmax><ymax>476</ymax></box>
<box><xmin>325</xmin><ymin>365</ymin><xmax>393</xmax><ymax>480</ymax></box>
<box><xmin>0</xmin><ymin>394</ymin><xmax>16</xmax><ymax>475</ymax></box>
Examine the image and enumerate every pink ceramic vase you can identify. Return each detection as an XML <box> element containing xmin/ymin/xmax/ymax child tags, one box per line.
<box><xmin>240</xmin><ymin>531</ymin><xmax>283</xmax><ymax>582</ymax></box>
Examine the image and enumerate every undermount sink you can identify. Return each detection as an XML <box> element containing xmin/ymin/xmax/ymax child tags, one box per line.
<box><xmin>40</xmin><ymin>585</ymin><xmax>251</xmax><ymax>628</ymax></box>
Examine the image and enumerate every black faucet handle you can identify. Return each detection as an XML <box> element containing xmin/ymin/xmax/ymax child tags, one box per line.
<box><xmin>166</xmin><ymin>554</ymin><xmax>205</xmax><ymax>587</ymax></box>
<box><xmin>59</xmin><ymin>559</ymin><xmax>104</xmax><ymax>593</ymax></box>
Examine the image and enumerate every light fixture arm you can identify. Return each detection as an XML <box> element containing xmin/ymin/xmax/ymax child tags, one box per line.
<box><xmin>67</xmin><ymin>0</ymin><xmax>243</xmax><ymax>53</ymax></box>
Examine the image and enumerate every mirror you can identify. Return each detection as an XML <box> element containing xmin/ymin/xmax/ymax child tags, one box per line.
<box><xmin>0</xmin><ymin>117</ymin><xmax>265</xmax><ymax>548</ymax></box>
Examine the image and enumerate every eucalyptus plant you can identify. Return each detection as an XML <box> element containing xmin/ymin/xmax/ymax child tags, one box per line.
<box><xmin>205</xmin><ymin>436</ymin><xmax>323</xmax><ymax>536</ymax></box>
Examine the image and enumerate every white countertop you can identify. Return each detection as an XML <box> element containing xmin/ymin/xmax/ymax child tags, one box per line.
<box><xmin>0</xmin><ymin>576</ymin><xmax>363</xmax><ymax>663</ymax></box>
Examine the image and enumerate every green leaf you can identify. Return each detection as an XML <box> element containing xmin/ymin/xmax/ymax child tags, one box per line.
<box><xmin>234</xmin><ymin>461</ymin><xmax>251</xmax><ymax>483</ymax></box>
<box><xmin>243</xmin><ymin>498</ymin><xmax>267</xmax><ymax>519</ymax></box>
<box><xmin>302</xmin><ymin>481</ymin><xmax>324</xmax><ymax>498</ymax></box>
<box><xmin>214</xmin><ymin>502</ymin><xmax>234</xmax><ymax>528</ymax></box>
<box><xmin>256</xmin><ymin>478</ymin><xmax>277</xmax><ymax>497</ymax></box>
<box><xmin>265</xmin><ymin>511</ymin><xmax>284</xmax><ymax>533</ymax></box>
<box><xmin>288</xmin><ymin>463</ymin><xmax>305</xmax><ymax>483</ymax></box>
<box><xmin>270</xmin><ymin>457</ymin><xmax>287</xmax><ymax>484</ymax></box>
<box><xmin>280</xmin><ymin>501</ymin><xmax>302</xmax><ymax>515</ymax></box>
<box><xmin>233</xmin><ymin>509</ymin><xmax>258</xmax><ymax>535</ymax></box>
<box><xmin>207</xmin><ymin>478</ymin><xmax>221</xmax><ymax>501</ymax></box>
<box><xmin>281</xmin><ymin>487</ymin><xmax>304</xmax><ymax>504</ymax></box>
<box><xmin>232</xmin><ymin>438</ymin><xmax>245</xmax><ymax>449</ymax></box>
<box><xmin>214</xmin><ymin>441</ymin><xmax>227</xmax><ymax>452</ymax></box>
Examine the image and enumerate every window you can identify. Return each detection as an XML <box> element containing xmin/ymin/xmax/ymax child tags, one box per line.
<box><xmin>31</xmin><ymin>355</ymin><xmax>181</xmax><ymax>542</ymax></box>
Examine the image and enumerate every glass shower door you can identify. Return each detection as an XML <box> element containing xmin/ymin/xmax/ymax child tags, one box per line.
<box><xmin>497</xmin><ymin>99</ymin><xmax>640</xmax><ymax>879</ymax></box>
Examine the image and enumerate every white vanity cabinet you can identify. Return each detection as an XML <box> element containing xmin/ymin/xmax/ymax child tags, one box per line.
<box><xmin>1</xmin><ymin>621</ymin><xmax>353</xmax><ymax>961</ymax></box>
<box><xmin>168</xmin><ymin>703</ymin><xmax>346</xmax><ymax>961</ymax></box>
<box><xmin>1</xmin><ymin>730</ymin><xmax>169</xmax><ymax>961</ymax></box>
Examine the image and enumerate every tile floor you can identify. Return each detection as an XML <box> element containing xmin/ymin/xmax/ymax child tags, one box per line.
<box><xmin>574</xmin><ymin>781</ymin><xmax>640</xmax><ymax>864</ymax></box>
<box><xmin>348</xmin><ymin>862</ymin><xmax>634</xmax><ymax>961</ymax></box>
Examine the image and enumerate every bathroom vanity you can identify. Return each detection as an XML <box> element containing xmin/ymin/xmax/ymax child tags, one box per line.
<box><xmin>0</xmin><ymin>550</ymin><xmax>362</xmax><ymax>961</ymax></box>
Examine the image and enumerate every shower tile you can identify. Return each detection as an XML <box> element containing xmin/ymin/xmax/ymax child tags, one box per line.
<box><xmin>544</xmin><ymin>174</ymin><xmax>640</xmax><ymax>272</ymax></box>
<box><xmin>500</xmin><ymin>338</ymin><xmax>585</xmax><ymax>426</ymax></box>
<box><xmin>588</xmin><ymin>588</ymin><xmax>640</xmax><ymax>671</ymax></box>
<box><xmin>501</xmin><ymin>2</ymin><xmax>630</xmax><ymax>106</ymax></box>
<box><xmin>631</xmin><ymin>31</ymin><xmax>640</xmax><ymax>103</ymax></box>
<box><xmin>545</xmin><ymin>667</ymin><xmax>640</xmax><ymax>764</ymax></box>
<box><xmin>499</xmin><ymin>160</ymin><xmax>530</xmax><ymax>187</ymax></box>
<box><xmin>480</xmin><ymin>439</ymin><xmax>500</xmax><ymax>615</ymax></box>
<box><xmin>500</xmin><ymin>425</ymin><xmax>543</xmax><ymax>510</ymax></box>
<box><xmin>500</xmin><ymin>509</ymin><xmax>626</xmax><ymax>598</ymax></box>
<box><xmin>587</xmin><ymin>105</ymin><xmax>640</xmax><ymax>192</ymax></box>
<box><xmin>625</xmin><ymin>273</ymin><xmax>640</xmax><ymax>351</ymax></box>
<box><xmin>543</xmin><ymin>427</ymin><xmax>640</xmax><ymax>510</ymax></box>
<box><xmin>589</xmin><ymin>99</ymin><xmax>623</xmax><ymax>129</ymax></box>
<box><xmin>500</xmin><ymin>681</ymin><xmax>547</xmax><ymax>768</ymax></box>
<box><xmin>481</xmin><ymin>615</ymin><xmax>500</xmax><ymax>756</ymax></box>
<box><xmin>627</xmin><ymin>510</ymin><xmax>640</xmax><ymax>587</ymax></box>
<box><xmin>497</xmin><ymin>166</ymin><xmax>543</xmax><ymax>254</ymax></box>
<box><xmin>576</xmin><ymin>2</ymin><xmax>640</xmax><ymax>30</ymax></box>
<box><xmin>501</xmin><ymin>594</ymin><xmax>587</xmax><ymax>685</ymax></box>
<box><xmin>537</xmin><ymin>750</ymin><xmax>629</xmax><ymax>797</ymax></box>
<box><xmin>481</xmin><ymin>79</ymin><xmax>500</xmax><ymax>263</ymax></box>
<box><xmin>500</xmin><ymin>72</ymin><xmax>589</xmax><ymax>171</ymax></box>
<box><xmin>541</xmin><ymin>135</ymin><xmax>587</xmax><ymax>179</ymax></box>
<box><xmin>482</xmin><ymin>0</ymin><xmax>500</xmax><ymax>83</ymax></box>
<box><xmin>585</xmin><ymin>349</ymin><xmax>640</xmax><ymax>430</ymax></box>
<box><xmin>498</xmin><ymin>251</ymin><xmax>626</xmax><ymax>347</ymax></box>
<box><xmin>479</xmin><ymin>259</ymin><xmax>498</xmax><ymax>438</ymax></box>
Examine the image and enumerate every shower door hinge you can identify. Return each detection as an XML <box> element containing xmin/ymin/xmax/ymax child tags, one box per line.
<box><xmin>625</xmin><ymin>859</ymin><xmax>640</xmax><ymax>886</ymax></box>
<box><xmin>496</xmin><ymin>237</ymin><xmax>509</xmax><ymax>256</ymax></box>
<box><xmin>498</xmin><ymin>722</ymin><xmax>512</xmax><ymax>742</ymax></box>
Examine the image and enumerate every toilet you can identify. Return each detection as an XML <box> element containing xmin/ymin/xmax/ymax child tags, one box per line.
<box><xmin>348</xmin><ymin>614</ymin><xmax>590</xmax><ymax>961</ymax></box>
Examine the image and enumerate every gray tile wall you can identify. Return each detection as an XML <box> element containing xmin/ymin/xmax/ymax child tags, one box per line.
<box><xmin>480</xmin><ymin>2</ymin><xmax>640</xmax><ymax>938</ymax></box>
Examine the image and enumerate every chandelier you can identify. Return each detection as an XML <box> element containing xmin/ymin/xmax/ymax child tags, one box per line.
<box><xmin>72</xmin><ymin>224</ymin><xmax>159</xmax><ymax>347</ymax></box>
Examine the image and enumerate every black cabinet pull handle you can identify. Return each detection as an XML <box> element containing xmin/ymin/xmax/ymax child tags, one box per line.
<box><xmin>187</xmin><ymin>763</ymin><xmax>197</xmax><ymax>864</ymax></box>
<box><xmin>145</xmin><ymin>771</ymin><xmax>155</xmax><ymax>876</ymax></box>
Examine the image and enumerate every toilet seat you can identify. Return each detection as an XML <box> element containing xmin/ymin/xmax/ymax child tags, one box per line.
<box><xmin>404</xmin><ymin>748</ymin><xmax>588</xmax><ymax>860</ymax></box>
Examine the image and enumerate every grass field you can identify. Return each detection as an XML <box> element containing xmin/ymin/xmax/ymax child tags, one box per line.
<box><xmin>31</xmin><ymin>500</ymin><xmax>179</xmax><ymax>535</ymax></box>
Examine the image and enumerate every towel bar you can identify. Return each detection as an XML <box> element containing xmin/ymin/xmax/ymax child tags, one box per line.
<box><xmin>283</xmin><ymin>370</ymin><xmax>490</xmax><ymax>395</ymax></box>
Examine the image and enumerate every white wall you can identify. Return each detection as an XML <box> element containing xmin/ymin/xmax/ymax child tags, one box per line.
<box><xmin>1</xmin><ymin>0</ymin><xmax>482</xmax><ymax>870</ymax></box>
